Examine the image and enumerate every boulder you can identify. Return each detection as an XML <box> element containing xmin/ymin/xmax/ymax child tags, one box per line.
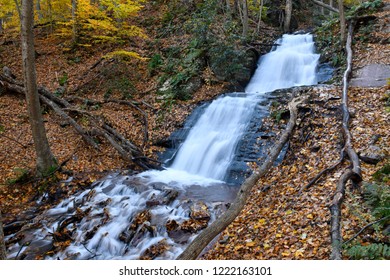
<box><xmin>358</xmin><ymin>145</ymin><xmax>385</xmax><ymax>165</ymax></box>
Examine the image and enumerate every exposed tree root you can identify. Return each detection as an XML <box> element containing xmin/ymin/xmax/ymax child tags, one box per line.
<box><xmin>329</xmin><ymin>21</ymin><xmax>362</xmax><ymax>260</ymax></box>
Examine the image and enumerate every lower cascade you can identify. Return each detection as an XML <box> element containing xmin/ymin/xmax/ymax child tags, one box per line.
<box><xmin>6</xmin><ymin>33</ymin><xmax>320</xmax><ymax>260</ymax></box>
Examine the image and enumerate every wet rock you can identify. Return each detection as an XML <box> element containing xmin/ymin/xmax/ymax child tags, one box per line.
<box><xmin>219</xmin><ymin>235</ymin><xmax>230</xmax><ymax>244</ymax></box>
<box><xmin>166</xmin><ymin>219</ymin><xmax>193</xmax><ymax>244</ymax></box>
<box><xmin>20</xmin><ymin>240</ymin><xmax>54</xmax><ymax>260</ymax></box>
<box><xmin>140</xmin><ymin>239</ymin><xmax>169</xmax><ymax>260</ymax></box>
<box><xmin>131</xmin><ymin>210</ymin><xmax>152</xmax><ymax>229</ymax></box>
<box><xmin>168</xmin><ymin>229</ymin><xmax>193</xmax><ymax>244</ymax></box>
<box><xmin>4</xmin><ymin>221</ymin><xmax>28</xmax><ymax>235</ymax></box>
<box><xmin>166</xmin><ymin>219</ymin><xmax>179</xmax><ymax>232</ymax></box>
<box><xmin>130</xmin><ymin>222</ymin><xmax>156</xmax><ymax>246</ymax></box>
<box><xmin>119</xmin><ymin>210</ymin><xmax>152</xmax><ymax>244</ymax></box>
<box><xmin>358</xmin><ymin>145</ymin><xmax>385</xmax><ymax>165</ymax></box>
<box><xmin>146</xmin><ymin>188</ymin><xmax>179</xmax><ymax>207</ymax></box>
<box><xmin>180</xmin><ymin>219</ymin><xmax>208</xmax><ymax>233</ymax></box>
<box><xmin>190</xmin><ymin>201</ymin><xmax>210</xmax><ymax>221</ymax></box>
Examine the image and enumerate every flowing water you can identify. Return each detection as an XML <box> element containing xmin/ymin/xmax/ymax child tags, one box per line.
<box><xmin>6</xmin><ymin>33</ymin><xmax>320</xmax><ymax>260</ymax></box>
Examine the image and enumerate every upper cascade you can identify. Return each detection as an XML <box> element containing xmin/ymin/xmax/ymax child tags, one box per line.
<box><xmin>245</xmin><ymin>33</ymin><xmax>320</xmax><ymax>94</ymax></box>
<box><xmin>167</xmin><ymin>33</ymin><xmax>320</xmax><ymax>181</ymax></box>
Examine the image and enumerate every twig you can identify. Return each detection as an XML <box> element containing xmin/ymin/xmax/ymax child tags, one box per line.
<box><xmin>342</xmin><ymin>215</ymin><xmax>390</xmax><ymax>246</ymax></box>
<box><xmin>0</xmin><ymin>133</ymin><xmax>28</xmax><ymax>148</ymax></box>
<box><xmin>299</xmin><ymin>149</ymin><xmax>345</xmax><ymax>193</ymax></box>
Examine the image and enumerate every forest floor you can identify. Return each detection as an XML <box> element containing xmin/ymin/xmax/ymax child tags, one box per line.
<box><xmin>203</xmin><ymin>1</ymin><xmax>390</xmax><ymax>260</ymax></box>
<box><xmin>0</xmin><ymin>2</ymin><xmax>389</xmax><ymax>260</ymax></box>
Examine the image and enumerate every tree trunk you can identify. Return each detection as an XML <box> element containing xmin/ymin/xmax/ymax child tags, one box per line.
<box><xmin>177</xmin><ymin>96</ymin><xmax>305</xmax><ymax>259</ymax></box>
<box><xmin>0</xmin><ymin>210</ymin><xmax>6</xmax><ymax>260</ymax></box>
<box><xmin>36</xmin><ymin>0</ymin><xmax>43</xmax><ymax>21</ymax></box>
<box><xmin>242</xmin><ymin>0</ymin><xmax>249</xmax><ymax>37</ymax></box>
<box><xmin>21</xmin><ymin>0</ymin><xmax>57</xmax><ymax>176</ymax></box>
<box><xmin>284</xmin><ymin>0</ymin><xmax>292</xmax><ymax>33</ymax></box>
<box><xmin>256</xmin><ymin>0</ymin><xmax>264</xmax><ymax>34</ymax></box>
<box><xmin>14</xmin><ymin>0</ymin><xmax>22</xmax><ymax>19</ymax></box>
<box><xmin>71</xmin><ymin>0</ymin><xmax>79</xmax><ymax>44</ymax></box>
<box><xmin>338</xmin><ymin>0</ymin><xmax>346</xmax><ymax>44</ymax></box>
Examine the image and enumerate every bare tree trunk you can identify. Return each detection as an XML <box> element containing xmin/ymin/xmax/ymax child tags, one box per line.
<box><xmin>0</xmin><ymin>210</ymin><xmax>6</xmax><ymax>260</ymax></box>
<box><xmin>338</xmin><ymin>0</ymin><xmax>346</xmax><ymax>44</ymax></box>
<box><xmin>36</xmin><ymin>0</ymin><xmax>43</xmax><ymax>21</ymax></box>
<box><xmin>177</xmin><ymin>96</ymin><xmax>305</xmax><ymax>259</ymax></box>
<box><xmin>256</xmin><ymin>0</ymin><xmax>264</xmax><ymax>33</ymax></box>
<box><xmin>242</xmin><ymin>0</ymin><xmax>249</xmax><ymax>37</ymax></box>
<box><xmin>284</xmin><ymin>0</ymin><xmax>292</xmax><ymax>33</ymax></box>
<box><xmin>14</xmin><ymin>0</ymin><xmax>22</xmax><ymax>19</ymax></box>
<box><xmin>48</xmin><ymin>0</ymin><xmax>54</xmax><ymax>34</ymax></box>
<box><xmin>71</xmin><ymin>0</ymin><xmax>79</xmax><ymax>44</ymax></box>
<box><xmin>21</xmin><ymin>0</ymin><xmax>57</xmax><ymax>176</ymax></box>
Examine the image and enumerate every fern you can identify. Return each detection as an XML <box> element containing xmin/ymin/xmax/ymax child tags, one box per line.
<box><xmin>346</xmin><ymin>243</ymin><xmax>390</xmax><ymax>260</ymax></box>
<box><xmin>363</xmin><ymin>182</ymin><xmax>390</xmax><ymax>220</ymax></box>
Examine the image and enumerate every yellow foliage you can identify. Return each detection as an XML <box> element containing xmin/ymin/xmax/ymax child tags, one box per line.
<box><xmin>104</xmin><ymin>50</ymin><xmax>146</xmax><ymax>61</ymax></box>
<box><xmin>0</xmin><ymin>0</ymin><xmax>145</xmax><ymax>45</ymax></box>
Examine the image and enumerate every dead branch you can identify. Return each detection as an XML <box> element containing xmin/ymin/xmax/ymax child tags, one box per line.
<box><xmin>65</xmin><ymin>96</ymin><xmax>150</xmax><ymax>144</ymax></box>
<box><xmin>177</xmin><ymin>96</ymin><xmax>305</xmax><ymax>260</ymax></box>
<box><xmin>330</xmin><ymin>21</ymin><xmax>361</xmax><ymax>260</ymax></box>
<box><xmin>0</xmin><ymin>70</ymin><xmax>159</xmax><ymax>170</ymax></box>
<box><xmin>311</xmin><ymin>0</ymin><xmax>339</xmax><ymax>13</ymax></box>
<box><xmin>342</xmin><ymin>215</ymin><xmax>390</xmax><ymax>246</ymax></box>
<box><xmin>40</xmin><ymin>94</ymin><xmax>100</xmax><ymax>149</ymax></box>
<box><xmin>299</xmin><ymin>149</ymin><xmax>345</xmax><ymax>193</ymax></box>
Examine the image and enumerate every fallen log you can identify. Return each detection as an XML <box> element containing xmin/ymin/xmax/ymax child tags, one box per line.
<box><xmin>0</xmin><ymin>69</ymin><xmax>159</xmax><ymax>171</ymax></box>
<box><xmin>177</xmin><ymin>96</ymin><xmax>305</xmax><ymax>260</ymax></box>
<box><xmin>330</xmin><ymin>21</ymin><xmax>361</xmax><ymax>260</ymax></box>
<box><xmin>312</xmin><ymin>0</ymin><xmax>339</xmax><ymax>13</ymax></box>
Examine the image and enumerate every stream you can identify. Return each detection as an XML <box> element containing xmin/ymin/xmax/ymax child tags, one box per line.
<box><xmin>6</xmin><ymin>33</ymin><xmax>322</xmax><ymax>260</ymax></box>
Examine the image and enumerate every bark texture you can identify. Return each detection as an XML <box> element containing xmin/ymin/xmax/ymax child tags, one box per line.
<box><xmin>330</xmin><ymin>22</ymin><xmax>361</xmax><ymax>260</ymax></box>
<box><xmin>21</xmin><ymin>0</ymin><xmax>57</xmax><ymax>175</ymax></box>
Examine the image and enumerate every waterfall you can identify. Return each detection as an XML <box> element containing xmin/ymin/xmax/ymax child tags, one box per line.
<box><xmin>6</xmin><ymin>33</ymin><xmax>320</xmax><ymax>260</ymax></box>
<box><xmin>166</xmin><ymin>33</ymin><xmax>319</xmax><ymax>181</ymax></box>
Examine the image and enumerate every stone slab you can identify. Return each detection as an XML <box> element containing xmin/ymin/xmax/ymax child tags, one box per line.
<box><xmin>350</xmin><ymin>64</ymin><xmax>390</xmax><ymax>87</ymax></box>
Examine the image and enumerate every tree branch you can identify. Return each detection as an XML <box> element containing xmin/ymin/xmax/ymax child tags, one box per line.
<box><xmin>312</xmin><ymin>0</ymin><xmax>339</xmax><ymax>13</ymax></box>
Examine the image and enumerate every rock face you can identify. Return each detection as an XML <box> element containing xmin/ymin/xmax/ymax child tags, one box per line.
<box><xmin>350</xmin><ymin>64</ymin><xmax>390</xmax><ymax>87</ymax></box>
<box><xmin>358</xmin><ymin>145</ymin><xmax>385</xmax><ymax>165</ymax></box>
<box><xmin>209</xmin><ymin>48</ymin><xmax>259</xmax><ymax>88</ymax></box>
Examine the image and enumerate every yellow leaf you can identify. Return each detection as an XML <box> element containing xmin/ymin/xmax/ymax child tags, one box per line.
<box><xmin>295</xmin><ymin>249</ymin><xmax>304</xmax><ymax>257</ymax></box>
<box><xmin>286</xmin><ymin>209</ymin><xmax>293</xmax><ymax>215</ymax></box>
<box><xmin>307</xmin><ymin>214</ymin><xmax>314</xmax><ymax>219</ymax></box>
<box><xmin>263</xmin><ymin>243</ymin><xmax>270</xmax><ymax>249</ymax></box>
<box><xmin>254</xmin><ymin>218</ymin><xmax>267</xmax><ymax>229</ymax></box>
<box><xmin>275</xmin><ymin>233</ymin><xmax>282</xmax><ymax>238</ymax></box>
<box><xmin>246</xmin><ymin>241</ymin><xmax>256</xmax><ymax>247</ymax></box>
<box><xmin>282</xmin><ymin>251</ymin><xmax>291</xmax><ymax>257</ymax></box>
